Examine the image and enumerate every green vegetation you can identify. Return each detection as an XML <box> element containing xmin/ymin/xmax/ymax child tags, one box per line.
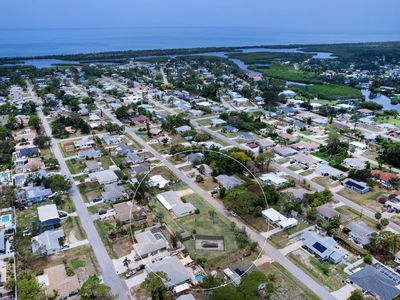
<box><xmin>79</xmin><ymin>275</ymin><xmax>115</xmax><ymax>300</ymax></box>
<box><xmin>289</xmin><ymin>83</ymin><xmax>362</xmax><ymax>100</ymax></box>
<box><xmin>255</xmin><ymin>64</ymin><xmax>321</xmax><ymax>84</ymax></box>
<box><xmin>228</xmin><ymin>51</ymin><xmax>312</xmax><ymax>64</ymax></box>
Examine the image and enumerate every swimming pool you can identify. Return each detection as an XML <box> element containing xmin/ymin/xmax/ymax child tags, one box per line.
<box><xmin>1</xmin><ymin>215</ymin><xmax>10</xmax><ymax>223</ymax></box>
<box><xmin>195</xmin><ymin>274</ymin><xmax>205</xmax><ymax>282</ymax></box>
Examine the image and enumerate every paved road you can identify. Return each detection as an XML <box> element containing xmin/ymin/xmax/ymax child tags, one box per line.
<box><xmin>100</xmin><ymin>105</ymin><xmax>335</xmax><ymax>300</ymax></box>
<box><xmin>28</xmin><ymin>85</ymin><xmax>129</xmax><ymax>300</ymax></box>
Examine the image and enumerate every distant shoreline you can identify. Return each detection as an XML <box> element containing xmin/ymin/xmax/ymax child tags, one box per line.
<box><xmin>0</xmin><ymin>40</ymin><xmax>399</xmax><ymax>64</ymax></box>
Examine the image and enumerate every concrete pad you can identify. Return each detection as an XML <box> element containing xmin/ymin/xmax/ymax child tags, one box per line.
<box><xmin>331</xmin><ymin>284</ymin><xmax>355</xmax><ymax>299</ymax></box>
<box><xmin>280</xmin><ymin>240</ymin><xmax>304</xmax><ymax>255</ymax></box>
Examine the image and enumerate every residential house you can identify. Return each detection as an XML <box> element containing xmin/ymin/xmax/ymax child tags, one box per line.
<box><xmin>156</xmin><ymin>191</ymin><xmax>196</xmax><ymax>218</ymax></box>
<box><xmin>371</xmin><ymin>170</ymin><xmax>398</xmax><ymax>189</ymax></box>
<box><xmin>102</xmin><ymin>184</ymin><xmax>126</xmax><ymax>202</ymax></box>
<box><xmin>102</xmin><ymin>134</ymin><xmax>122</xmax><ymax>146</ymax></box>
<box><xmin>343</xmin><ymin>157</ymin><xmax>366</xmax><ymax>170</ymax></box>
<box><xmin>315</xmin><ymin>165</ymin><xmax>346</xmax><ymax>178</ymax></box>
<box><xmin>145</xmin><ymin>256</ymin><xmax>191</xmax><ymax>288</ymax></box>
<box><xmin>73</xmin><ymin>137</ymin><xmax>95</xmax><ymax>150</ymax></box>
<box><xmin>302</xmin><ymin>230</ymin><xmax>345</xmax><ymax>264</ymax></box>
<box><xmin>262</xmin><ymin>208</ymin><xmax>298</xmax><ymax>229</ymax></box>
<box><xmin>240</xmin><ymin>132</ymin><xmax>256</xmax><ymax>141</ymax></box>
<box><xmin>84</xmin><ymin>160</ymin><xmax>102</xmax><ymax>173</ymax></box>
<box><xmin>349</xmin><ymin>141</ymin><xmax>368</xmax><ymax>151</ymax></box>
<box><xmin>124</xmin><ymin>152</ymin><xmax>145</xmax><ymax>165</ymax></box>
<box><xmin>273</xmin><ymin>145</ymin><xmax>297</xmax><ymax>157</ymax></box>
<box><xmin>259</xmin><ymin>173</ymin><xmax>288</xmax><ymax>187</ymax></box>
<box><xmin>291</xmin><ymin>153</ymin><xmax>320</xmax><ymax>167</ymax></box>
<box><xmin>133</xmin><ymin>228</ymin><xmax>168</xmax><ymax>258</ymax></box>
<box><xmin>37</xmin><ymin>204</ymin><xmax>60</xmax><ymax>230</ymax></box>
<box><xmin>16</xmin><ymin>146</ymin><xmax>40</xmax><ymax>158</ymax></box>
<box><xmin>186</xmin><ymin>153</ymin><xmax>204</xmax><ymax>164</ymax></box>
<box><xmin>346</xmin><ymin>220</ymin><xmax>375</xmax><ymax>247</ymax></box>
<box><xmin>215</xmin><ymin>174</ymin><xmax>242</xmax><ymax>190</ymax></box>
<box><xmin>77</xmin><ymin>149</ymin><xmax>102</xmax><ymax>159</ymax></box>
<box><xmin>89</xmin><ymin>169</ymin><xmax>119</xmax><ymax>185</ymax></box>
<box><xmin>316</xmin><ymin>203</ymin><xmax>339</xmax><ymax>221</ymax></box>
<box><xmin>149</xmin><ymin>175</ymin><xmax>170</xmax><ymax>189</ymax></box>
<box><xmin>211</xmin><ymin>118</ymin><xmax>226</xmax><ymax>127</ymax></box>
<box><xmin>291</xmin><ymin>141</ymin><xmax>319</xmax><ymax>152</ymax></box>
<box><xmin>224</xmin><ymin>259</ymin><xmax>256</xmax><ymax>287</ymax></box>
<box><xmin>223</xmin><ymin>125</ymin><xmax>239</xmax><ymax>133</ymax></box>
<box><xmin>342</xmin><ymin>178</ymin><xmax>370</xmax><ymax>194</ymax></box>
<box><xmin>25</xmin><ymin>185</ymin><xmax>53</xmax><ymax>204</ymax></box>
<box><xmin>32</xmin><ymin>229</ymin><xmax>65</xmax><ymax>256</ymax></box>
<box><xmin>175</xmin><ymin>125</ymin><xmax>191</xmax><ymax>134</ymax></box>
<box><xmin>347</xmin><ymin>263</ymin><xmax>400</xmax><ymax>300</ymax></box>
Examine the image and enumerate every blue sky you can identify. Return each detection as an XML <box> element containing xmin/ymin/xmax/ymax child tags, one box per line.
<box><xmin>1</xmin><ymin>0</ymin><xmax>399</xmax><ymax>33</ymax></box>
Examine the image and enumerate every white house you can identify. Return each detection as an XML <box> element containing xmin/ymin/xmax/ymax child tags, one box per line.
<box><xmin>259</xmin><ymin>173</ymin><xmax>288</xmax><ymax>186</ymax></box>
<box><xmin>262</xmin><ymin>208</ymin><xmax>297</xmax><ymax>229</ymax></box>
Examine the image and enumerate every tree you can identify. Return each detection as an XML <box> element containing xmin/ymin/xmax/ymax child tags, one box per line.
<box><xmin>380</xmin><ymin>218</ymin><xmax>389</xmax><ymax>227</ymax></box>
<box><xmin>28</xmin><ymin>114</ymin><xmax>41</xmax><ymax>131</ymax></box>
<box><xmin>141</xmin><ymin>272</ymin><xmax>169</xmax><ymax>300</ymax></box>
<box><xmin>18</xmin><ymin>271</ymin><xmax>44</xmax><ymax>300</ymax></box>
<box><xmin>370</xmin><ymin>231</ymin><xmax>400</xmax><ymax>255</ymax></box>
<box><xmin>79</xmin><ymin>275</ymin><xmax>115</xmax><ymax>300</ymax></box>
<box><xmin>256</xmin><ymin>150</ymin><xmax>275</xmax><ymax>171</ymax></box>
<box><xmin>123</xmin><ymin>257</ymin><xmax>131</xmax><ymax>271</ymax></box>
<box><xmin>195</xmin><ymin>174</ymin><xmax>204</xmax><ymax>183</ymax></box>
<box><xmin>33</xmin><ymin>135</ymin><xmax>51</xmax><ymax>149</ymax></box>
<box><xmin>43</xmin><ymin>175</ymin><xmax>71</xmax><ymax>192</ymax></box>
<box><xmin>374</xmin><ymin>212</ymin><xmax>382</xmax><ymax>221</ymax></box>
<box><xmin>349</xmin><ymin>289</ymin><xmax>364</xmax><ymax>300</ymax></box>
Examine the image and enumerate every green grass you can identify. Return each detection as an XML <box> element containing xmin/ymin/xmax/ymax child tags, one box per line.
<box><xmin>69</xmin><ymin>258</ymin><xmax>86</xmax><ymax>269</ymax></box>
<box><xmin>374</xmin><ymin>116</ymin><xmax>400</xmax><ymax>128</ymax></box>
<box><xmin>268</xmin><ymin>221</ymin><xmax>310</xmax><ymax>249</ymax></box>
<box><xmin>289</xmin><ymin>84</ymin><xmax>363</xmax><ymax>100</ymax></box>
<box><xmin>300</xmin><ymin>169</ymin><xmax>314</xmax><ymax>176</ymax></box>
<box><xmin>62</xmin><ymin>216</ymin><xmax>87</xmax><ymax>241</ymax></box>
<box><xmin>227</xmin><ymin>51</ymin><xmax>313</xmax><ymax>64</ymax></box>
<box><xmin>255</xmin><ymin>64</ymin><xmax>322</xmax><ymax>84</ymax></box>
<box><xmin>288</xmin><ymin>251</ymin><xmax>347</xmax><ymax>291</ymax></box>
<box><xmin>94</xmin><ymin>220</ymin><xmax>118</xmax><ymax>259</ymax></box>
<box><xmin>288</xmin><ymin>165</ymin><xmax>302</xmax><ymax>171</ymax></box>
<box><xmin>337</xmin><ymin>188</ymin><xmax>384</xmax><ymax>213</ymax></box>
<box><xmin>66</xmin><ymin>159</ymin><xmax>86</xmax><ymax>174</ymax></box>
<box><xmin>150</xmin><ymin>193</ymin><xmax>238</xmax><ymax>261</ymax></box>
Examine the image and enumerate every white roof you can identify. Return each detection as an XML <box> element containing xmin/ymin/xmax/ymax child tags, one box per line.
<box><xmin>259</xmin><ymin>172</ymin><xmax>288</xmax><ymax>185</ymax></box>
<box><xmin>37</xmin><ymin>204</ymin><xmax>59</xmax><ymax>222</ymax></box>
<box><xmin>173</xmin><ymin>282</ymin><xmax>190</xmax><ymax>293</ymax></box>
<box><xmin>349</xmin><ymin>141</ymin><xmax>368</xmax><ymax>148</ymax></box>
<box><xmin>262</xmin><ymin>208</ymin><xmax>287</xmax><ymax>223</ymax></box>
<box><xmin>149</xmin><ymin>175</ymin><xmax>170</xmax><ymax>188</ymax></box>
<box><xmin>279</xmin><ymin>218</ymin><xmax>298</xmax><ymax>228</ymax></box>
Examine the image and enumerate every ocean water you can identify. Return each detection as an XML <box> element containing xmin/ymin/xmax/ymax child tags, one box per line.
<box><xmin>0</xmin><ymin>27</ymin><xmax>399</xmax><ymax>58</ymax></box>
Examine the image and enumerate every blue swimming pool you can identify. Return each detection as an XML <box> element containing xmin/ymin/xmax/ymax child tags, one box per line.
<box><xmin>1</xmin><ymin>215</ymin><xmax>10</xmax><ymax>223</ymax></box>
<box><xmin>195</xmin><ymin>274</ymin><xmax>205</xmax><ymax>282</ymax></box>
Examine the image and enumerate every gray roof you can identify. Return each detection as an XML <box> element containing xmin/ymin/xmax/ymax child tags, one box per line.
<box><xmin>77</xmin><ymin>149</ymin><xmax>102</xmax><ymax>158</ymax></box>
<box><xmin>302</xmin><ymin>231</ymin><xmax>345</xmax><ymax>263</ymax></box>
<box><xmin>187</xmin><ymin>153</ymin><xmax>204</xmax><ymax>164</ymax></box>
<box><xmin>346</xmin><ymin>220</ymin><xmax>375</xmax><ymax>246</ymax></box>
<box><xmin>37</xmin><ymin>204</ymin><xmax>59</xmax><ymax>222</ymax></box>
<box><xmin>176</xmin><ymin>294</ymin><xmax>196</xmax><ymax>300</ymax></box>
<box><xmin>145</xmin><ymin>256</ymin><xmax>191</xmax><ymax>288</ymax></box>
<box><xmin>157</xmin><ymin>191</ymin><xmax>196</xmax><ymax>218</ymax></box>
<box><xmin>124</xmin><ymin>152</ymin><xmax>145</xmax><ymax>165</ymax></box>
<box><xmin>101</xmin><ymin>184</ymin><xmax>125</xmax><ymax>202</ymax></box>
<box><xmin>133</xmin><ymin>229</ymin><xmax>168</xmax><ymax>257</ymax></box>
<box><xmin>90</xmin><ymin>169</ymin><xmax>119</xmax><ymax>185</ymax></box>
<box><xmin>349</xmin><ymin>263</ymin><xmax>400</xmax><ymax>300</ymax></box>
<box><xmin>26</xmin><ymin>185</ymin><xmax>53</xmax><ymax>200</ymax></box>
<box><xmin>316</xmin><ymin>203</ymin><xmax>339</xmax><ymax>219</ymax></box>
<box><xmin>32</xmin><ymin>229</ymin><xmax>64</xmax><ymax>255</ymax></box>
<box><xmin>175</xmin><ymin>125</ymin><xmax>191</xmax><ymax>133</ymax></box>
<box><xmin>115</xmin><ymin>144</ymin><xmax>134</xmax><ymax>155</ymax></box>
<box><xmin>316</xmin><ymin>165</ymin><xmax>345</xmax><ymax>177</ymax></box>
<box><xmin>215</xmin><ymin>175</ymin><xmax>241</xmax><ymax>189</ymax></box>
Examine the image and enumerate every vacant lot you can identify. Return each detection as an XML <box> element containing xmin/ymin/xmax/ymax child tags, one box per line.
<box><xmin>258</xmin><ymin>262</ymin><xmax>319</xmax><ymax>300</ymax></box>
<box><xmin>78</xmin><ymin>182</ymin><xmax>102</xmax><ymax>202</ymax></box>
<box><xmin>290</xmin><ymin>83</ymin><xmax>363</xmax><ymax>100</ymax></box>
<box><xmin>288</xmin><ymin>248</ymin><xmax>346</xmax><ymax>291</ymax></box>
<box><xmin>337</xmin><ymin>188</ymin><xmax>384</xmax><ymax>213</ymax></box>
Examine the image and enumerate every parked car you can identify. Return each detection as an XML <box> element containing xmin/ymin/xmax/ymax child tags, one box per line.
<box><xmin>125</xmin><ymin>270</ymin><xmax>137</xmax><ymax>278</ymax></box>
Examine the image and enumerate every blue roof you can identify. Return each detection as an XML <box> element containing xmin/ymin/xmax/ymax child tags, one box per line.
<box><xmin>224</xmin><ymin>125</ymin><xmax>238</xmax><ymax>132</ymax></box>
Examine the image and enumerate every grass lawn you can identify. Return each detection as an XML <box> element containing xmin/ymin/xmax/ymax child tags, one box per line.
<box><xmin>337</xmin><ymin>188</ymin><xmax>384</xmax><ymax>213</ymax></box>
<box><xmin>374</xmin><ymin>116</ymin><xmax>400</xmax><ymax>128</ymax></box>
<box><xmin>288</xmin><ymin>249</ymin><xmax>346</xmax><ymax>291</ymax></box>
<box><xmin>289</xmin><ymin>84</ymin><xmax>362</xmax><ymax>100</ymax></box>
<box><xmin>62</xmin><ymin>216</ymin><xmax>87</xmax><ymax>241</ymax></box>
<box><xmin>99</xmin><ymin>155</ymin><xmax>113</xmax><ymax>169</ymax></box>
<box><xmin>32</xmin><ymin>245</ymin><xmax>99</xmax><ymax>280</ymax></box>
<box><xmin>150</xmin><ymin>193</ymin><xmax>239</xmax><ymax>262</ymax></box>
<box><xmin>255</xmin><ymin>64</ymin><xmax>322</xmax><ymax>84</ymax></box>
<box><xmin>300</xmin><ymin>169</ymin><xmax>314</xmax><ymax>176</ymax></box>
<box><xmin>268</xmin><ymin>221</ymin><xmax>310</xmax><ymax>249</ymax></box>
<box><xmin>335</xmin><ymin>205</ymin><xmax>377</xmax><ymax>228</ymax></box>
<box><xmin>66</xmin><ymin>159</ymin><xmax>86</xmax><ymax>174</ymax></box>
<box><xmin>60</xmin><ymin>197</ymin><xmax>76</xmax><ymax>213</ymax></box>
<box><xmin>311</xmin><ymin>176</ymin><xmax>340</xmax><ymax>188</ymax></box>
<box><xmin>288</xmin><ymin>164</ymin><xmax>302</xmax><ymax>171</ymax></box>
<box><xmin>258</xmin><ymin>262</ymin><xmax>319</xmax><ymax>300</ymax></box>
<box><xmin>197</xmin><ymin>119</ymin><xmax>211</xmax><ymax>126</ymax></box>
<box><xmin>78</xmin><ymin>182</ymin><xmax>102</xmax><ymax>202</ymax></box>
<box><xmin>94</xmin><ymin>220</ymin><xmax>118</xmax><ymax>259</ymax></box>
<box><xmin>16</xmin><ymin>205</ymin><xmax>38</xmax><ymax>231</ymax></box>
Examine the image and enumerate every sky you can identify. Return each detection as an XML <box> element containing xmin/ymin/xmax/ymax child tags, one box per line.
<box><xmin>1</xmin><ymin>0</ymin><xmax>399</xmax><ymax>33</ymax></box>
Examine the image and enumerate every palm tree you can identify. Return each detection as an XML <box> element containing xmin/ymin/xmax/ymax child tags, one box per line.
<box><xmin>123</xmin><ymin>257</ymin><xmax>131</xmax><ymax>271</ymax></box>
